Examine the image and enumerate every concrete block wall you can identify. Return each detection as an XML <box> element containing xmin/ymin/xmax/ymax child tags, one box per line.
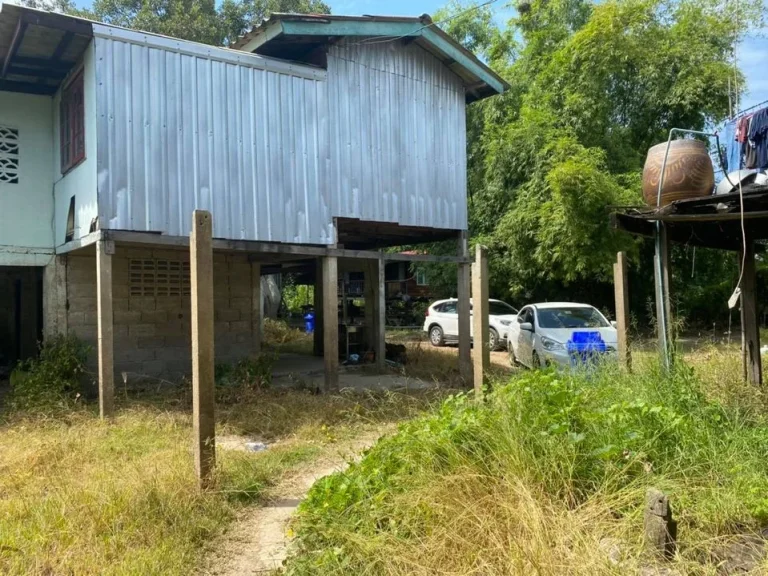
<box><xmin>59</xmin><ymin>247</ymin><xmax>260</xmax><ymax>380</ymax></box>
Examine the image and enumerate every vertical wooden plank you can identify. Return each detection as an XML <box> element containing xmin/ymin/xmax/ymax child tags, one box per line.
<box><xmin>613</xmin><ymin>251</ymin><xmax>631</xmax><ymax>370</ymax></box>
<box><xmin>457</xmin><ymin>231</ymin><xmax>471</xmax><ymax>384</ymax></box>
<box><xmin>363</xmin><ymin>259</ymin><xmax>376</xmax><ymax>350</ymax></box>
<box><xmin>741</xmin><ymin>239</ymin><xmax>762</xmax><ymax>385</ymax></box>
<box><xmin>313</xmin><ymin>258</ymin><xmax>324</xmax><ymax>356</ymax></box>
<box><xmin>376</xmin><ymin>254</ymin><xmax>386</xmax><ymax>371</ymax></box>
<box><xmin>251</xmin><ymin>261</ymin><xmax>262</xmax><ymax>354</ymax></box>
<box><xmin>472</xmin><ymin>244</ymin><xmax>489</xmax><ymax>398</ymax></box>
<box><xmin>96</xmin><ymin>239</ymin><xmax>114</xmax><ymax>419</ymax></box>
<box><xmin>323</xmin><ymin>255</ymin><xmax>339</xmax><ymax>392</ymax></box>
<box><xmin>191</xmin><ymin>210</ymin><xmax>216</xmax><ymax>486</ymax></box>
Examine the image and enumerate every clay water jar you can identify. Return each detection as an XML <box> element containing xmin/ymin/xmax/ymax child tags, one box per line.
<box><xmin>642</xmin><ymin>139</ymin><xmax>714</xmax><ymax>207</ymax></box>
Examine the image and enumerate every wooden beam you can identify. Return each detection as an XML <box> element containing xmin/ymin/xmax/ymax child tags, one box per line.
<box><xmin>2</xmin><ymin>18</ymin><xmax>28</xmax><ymax>79</ymax></box>
<box><xmin>21</xmin><ymin>11</ymin><xmax>92</xmax><ymax>36</ymax></box>
<box><xmin>12</xmin><ymin>56</ymin><xmax>75</xmax><ymax>72</ymax></box>
<box><xmin>7</xmin><ymin>66</ymin><xmax>67</xmax><ymax>79</ymax></box>
<box><xmin>642</xmin><ymin>211</ymin><xmax>768</xmax><ymax>223</ymax></box>
<box><xmin>313</xmin><ymin>258</ymin><xmax>324</xmax><ymax>356</ymax></box>
<box><xmin>472</xmin><ymin>244</ymin><xmax>489</xmax><ymax>398</ymax></box>
<box><xmin>0</xmin><ymin>79</ymin><xmax>56</xmax><ymax>95</ymax></box>
<box><xmin>322</xmin><ymin>255</ymin><xmax>339</xmax><ymax>392</ymax></box>
<box><xmin>457</xmin><ymin>231</ymin><xmax>472</xmax><ymax>384</ymax></box>
<box><xmin>741</xmin><ymin>239</ymin><xmax>763</xmax><ymax>385</ymax></box>
<box><xmin>190</xmin><ymin>210</ymin><xmax>216</xmax><ymax>487</ymax></box>
<box><xmin>51</xmin><ymin>31</ymin><xmax>75</xmax><ymax>61</ymax></box>
<box><xmin>613</xmin><ymin>251</ymin><xmax>631</xmax><ymax>370</ymax></box>
<box><xmin>96</xmin><ymin>239</ymin><xmax>114</xmax><ymax>419</ymax></box>
<box><xmin>376</xmin><ymin>254</ymin><xmax>386</xmax><ymax>371</ymax></box>
<box><xmin>98</xmin><ymin>230</ymin><xmax>471</xmax><ymax>263</ymax></box>
<box><xmin>251</xmin><ymin>261</ymin><xmax>262</xmax><ymax>354</ymax></box>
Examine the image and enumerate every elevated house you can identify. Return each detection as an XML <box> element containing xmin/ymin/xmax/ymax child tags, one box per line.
<box><xmin>0</xmin><ymin>5</ymin><xmax>506</xmax><ymax>400</ymax></box>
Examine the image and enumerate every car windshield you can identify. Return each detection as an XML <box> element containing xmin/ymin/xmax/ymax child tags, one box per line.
<box><xmin>536</xmin><ymin>307</ymin><xmax>609</xmax><ymax>329</ymax></box>
<box><xmin>489</xmin><ymin>301</ymin><xmax>518</xmax><ymax>316</ymax></box>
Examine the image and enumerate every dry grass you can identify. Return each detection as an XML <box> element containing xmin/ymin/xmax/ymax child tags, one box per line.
<box><xmin>0</xmin><ymin>387</ymin><xmax>442</xmax><ymax>576</ymax></box>
<box><xmin>287</xmin><ymin>347</ymin><xmax>768</xmax><ymax>575</ymax></box>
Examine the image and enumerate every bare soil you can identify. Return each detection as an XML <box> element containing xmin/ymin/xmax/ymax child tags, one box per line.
<box><xmin>203</xmin><ymin>433</ymin><xmax>383</xmax><ymax>575</ymax></box>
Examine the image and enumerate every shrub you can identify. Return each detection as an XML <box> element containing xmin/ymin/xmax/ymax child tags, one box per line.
<box><xmin>263</xmin><ymin>318</ymin><xmax>306</xmax><ymax>344</ymax></box>
<box><xmin>214</xmin><ymin>353</ymin><xmax>277</xmax><ymax>403</ymax></box>
<box><xmin>9</xmin><ymin>335</ymin><xmax>90</xmax><ymax>410</ymax></box>
<box><xmin>285</xmin><ymin>361</ymin><xmax>768</xmax><ymax>574</ymax></box>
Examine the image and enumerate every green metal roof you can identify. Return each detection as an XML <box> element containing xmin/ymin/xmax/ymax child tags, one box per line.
<box><xmin>232</xmin><ymin>13</ymin><xmax>509</xmax><ymax>103</ymax></box>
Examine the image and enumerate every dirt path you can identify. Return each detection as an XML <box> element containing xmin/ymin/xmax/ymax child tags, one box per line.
<box><xmin>204</xmin><ymin>434</ymin><xmax>381</xmax><ymax>575</ymax></box>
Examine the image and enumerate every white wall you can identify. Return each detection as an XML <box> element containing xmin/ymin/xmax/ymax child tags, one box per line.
<box><xmin>0</xmin><ymin>91</ymin><xmax>54</xmax><ymax>266</ymax></box>
<box><xmin>53</xmin><ymin>42</ymin><xmax>98</xmax><ymax>246</ymax></box>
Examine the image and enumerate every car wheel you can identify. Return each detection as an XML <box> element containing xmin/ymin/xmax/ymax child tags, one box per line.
<box><xmin>489</xmin><ymin>328</ymin><xmax>500</xmax><ymax>351</ymax></box>
<box><xmin>429</xmin><ymin>325</ymin><xmax>445</xmax><ymax>347</ymax></box>
<box><xmin>531</xmin><ymin>351</ymin><xmax>541</xmax><ymax>369</ymax></box>
<box><xmin>508</xmin><ymin>343</ymin><xmax>518</xmax><ymax>366</ymax></box>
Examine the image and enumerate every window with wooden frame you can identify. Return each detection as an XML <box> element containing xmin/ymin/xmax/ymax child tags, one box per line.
<box><xmin>59</xmin><ymin>70</ymin><xmax>85</xmax><ymax>174</ymax></box>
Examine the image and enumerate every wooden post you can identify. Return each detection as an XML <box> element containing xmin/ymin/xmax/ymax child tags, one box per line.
<box><xmin>377</xmin><ymin>254</ymin><xmax>387</xmax><ymax>371</ymax></box>
<box><xmin>644</xmin><ymin>488</ymin><xmax>677</xmax><ymax>559</ymax></box>
<box><xmin>313</xmin><ymin>258</ymin><xmax>324</xmax><ymax>356</ymax></box>
<box><xmin>322</xmin><ymin>255</ymin><xmax>339</xmax><ymax>392</ymax></box>
<box><xmin>251</xmin><ymin>261</ymin><xmax>262</xmax><ymax>354</ymax></box>
<box><xmin>96</xmin><ymin>239</ymin><xmax>115</xmax><ymax>419</ymax></box>
<box><xmin>457</xmin><ymin>232</ymin><xmax>472</xmax><ymax>384</ymax></box>
<box><xmin>191</xmin><ymin>210</ymin><xmax>216</xmax><ymax>487</ymax></box>
<box><xmin>613</xmin><ymin>251</ymin><xmax>631</xmax><ymax>370</ymax></box>
<box><xmin>472</xmin><ymin>244</ymin><xmax>489</xmax><ymax>398</ymax></box>
<box><xmin>741</xmin><ymin>239</ymin><xmax>763</xmax><ymax>385</ymax></box>
<box><xmin>653</xmin><ymin>223</ymin><xmax>673</xmax><ymax>370</ymax></box>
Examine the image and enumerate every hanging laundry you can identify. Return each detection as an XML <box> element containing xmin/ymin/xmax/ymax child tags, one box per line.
<box><xmin>723</xmin><ymin>119</ymin><xmax>741</xmax><ymax>172</ymax></box>
<box><xmin>747</xmin><ymin>108</ymin><xmax>768</xmax><ymax>169</ymax></box>
<box><xmin>737</xmin><ymin>113</ymin><xmax>754</xmax><ymax>168</ymax></box>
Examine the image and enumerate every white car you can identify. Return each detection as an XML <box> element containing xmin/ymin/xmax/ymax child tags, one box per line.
<box><xmin>507</xmin><ymin>303</ymin><xmax>618</xmax><ymax>369</ymax></box>
<box><xmin>423</xmin><ymin>298</ymin><xmax>518</xmax><ymax>351</ymax></box>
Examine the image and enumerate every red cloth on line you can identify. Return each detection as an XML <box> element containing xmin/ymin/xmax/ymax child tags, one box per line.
<box><xmin>737</xmin><ymin>114</ymin><xmax>753</xmax><ymax>143</ymax></box>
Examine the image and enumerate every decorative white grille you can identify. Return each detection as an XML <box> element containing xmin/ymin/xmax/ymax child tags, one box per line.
<box><xmin>129</xmin><ymin>259</ymin><xmax>191</xmax><ymax>297</ymax></box>
<box><xmin>0</xmin><ymin>127</ymin><xmax>19</xmax><ymax>184</ymax></box>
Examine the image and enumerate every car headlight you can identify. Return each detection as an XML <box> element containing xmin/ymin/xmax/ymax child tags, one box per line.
<box><xmin>499</xmin><ymin>319</ymin><xmax>512</xmax><ymax>326</ymax></box>
<box><xmin>541</xmin><ymin>336</ymin><xmax>564</xmax><ymax>351</ymax></box>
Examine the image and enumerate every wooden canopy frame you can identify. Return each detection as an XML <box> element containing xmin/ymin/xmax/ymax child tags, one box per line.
<box><xmin>613</xmin><ymin>188</ymin><xmax>765</xmax><ymax>385</ymax></box>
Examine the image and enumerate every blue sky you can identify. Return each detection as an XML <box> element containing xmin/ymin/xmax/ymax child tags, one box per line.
<box><xmin>328</xmin><ymin>0</ymin><xmax>768</xmax><ymax>113</ymax></box>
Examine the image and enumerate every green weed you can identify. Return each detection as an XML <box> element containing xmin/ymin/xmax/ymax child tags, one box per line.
<box><xmin>286</xmin><ymin>359</ymin><xmax>768</xmax><ymax>575</ymax></box>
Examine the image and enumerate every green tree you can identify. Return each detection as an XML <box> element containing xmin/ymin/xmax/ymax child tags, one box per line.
<box><xmin>22</xmin><ymin>0</ymin><xmax>330</xmax><ymax>46</ymax></box>
<box><xmin>432</xmin><ymin>0</ymin><xmax>761</xmax><ymax>322</ymax></box>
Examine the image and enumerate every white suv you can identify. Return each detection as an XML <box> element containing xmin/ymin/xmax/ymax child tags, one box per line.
<box><xmin>422</xmin><ymin>298</ymin><xmax>518</xmax><ymax>351</ymax></box>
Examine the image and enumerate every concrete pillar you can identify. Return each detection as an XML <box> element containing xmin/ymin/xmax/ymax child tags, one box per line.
<box><xmin>376</xmin><ymin>254</ymin><xmax>386</xmax><ymax>371</ymax></box>
<box><xmin>251</xmin><ymin>261</ymin><xmax>262</xmax><ymax>354</ymax></box>
<box><xmin>613</xmin><ymin>251</ymin><xmax>631</xmax><ymax>370</ymax></box>
<box><xmin>313</xmin><ymin>258</ymin><xmax>324</xmax><ymax>356</ymax></box>
<box><xmin>457</xmin><ymin>231</ymin><xmax>472</xmax><ymax>384</ymax></box>
<box><xmin>472</xmin><ymin>244</ymin><xmax>489</xmax><ymax>398</ymax></box>
<box><xmin>96</xmin><ymin>239</ymin><xmax>115</xmax><ymax>419</ymax></box>
<box><xmin>191</xmin><ymin>210</ymin><xmax>216</xmax><ymax>486</ymax></box>
<box><xmin>322</xmin><ymin>255</ymin><xmax>339</xmax><ymax>392</ymax></box>
<box><xmin>42</xmin><ymin>255</ymin><xmax>68</xmax><ymax>339</ymax></box>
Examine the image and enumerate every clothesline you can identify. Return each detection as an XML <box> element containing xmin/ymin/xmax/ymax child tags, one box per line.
<box><xmin>729</xmin><ymin>98</ymin><xmax>768</xmax><ymax>120</ymax></box>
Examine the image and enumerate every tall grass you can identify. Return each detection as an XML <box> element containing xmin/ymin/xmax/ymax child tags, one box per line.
<box><xmin>286</xmin><ymin>354</ymin><xmax>768</xmax><ymax>575</ymax></box>
<box><xmin>0</xmin><ymin>388</ymin><xmax>442</xmax><ymax>575</ymax></box>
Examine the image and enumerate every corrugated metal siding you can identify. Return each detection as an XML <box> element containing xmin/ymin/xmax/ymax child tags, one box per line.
<box><xmin>328</xmin><ymin>41</ymin><xmax>467</xmax><ymax>230</ymax></box>
<box><xmin>94</xmin><ymin>30</ymin><xmax>333</xmax><ymax>244</ymax></box>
